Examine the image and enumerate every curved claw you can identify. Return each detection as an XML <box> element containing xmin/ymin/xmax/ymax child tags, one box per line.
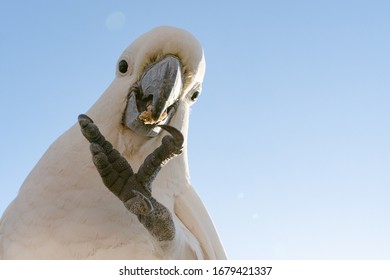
<box><xmin>158</xmin><ymin>125</ymin><xmax>184</xmax><ymax>147</ymax></box>
<box><xmin>78</xmin><ymin>114</ymin><xmax>94</xmax><ymax>127</ymax></box>
<box><xmin>124</xmin><ymin>190</ymin><xmax>154</xmax><ymax>215</ymax></box>
<box><xmin>78</xmin><ymin>114</ymin><xmax>103</xmax><ymax>143</ymax></box>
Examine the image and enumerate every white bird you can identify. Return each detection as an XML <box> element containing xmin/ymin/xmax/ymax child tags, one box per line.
<box><xmin>0</xmin><ymin>26</ymin><xmax>226</xmax><ymax>259</ymax></box>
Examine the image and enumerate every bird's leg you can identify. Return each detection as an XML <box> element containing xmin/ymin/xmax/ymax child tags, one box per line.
<box><xmin>78</xmin><ymin>114</ymin><xmax>183</xmax><ymax>241</ymax></box>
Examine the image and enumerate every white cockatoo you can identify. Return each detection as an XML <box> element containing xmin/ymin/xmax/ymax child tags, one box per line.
<box><xmin>0</xmin><ymin>26</ymin><xmax>226</xmax><ymax>259</ymax></box>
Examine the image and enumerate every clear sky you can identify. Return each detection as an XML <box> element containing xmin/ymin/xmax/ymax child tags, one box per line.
<box><xmin>1</xmin><ymin>1</ymin><xmax>389</xmax><ymax>259</ymax></box>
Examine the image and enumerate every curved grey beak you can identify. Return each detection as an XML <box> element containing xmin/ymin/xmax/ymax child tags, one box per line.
<box><xmin>124</xmin><ymin>56</ymin><xmax>183</xmax><ymax>137</ymax></box>
<box><xmin>142</xmin><ymin>56</ymin><xmax>182</xmax><ymax>121</ymax></box>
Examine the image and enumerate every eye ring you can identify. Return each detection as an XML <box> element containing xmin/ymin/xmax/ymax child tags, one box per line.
<box><xmin>191</xmin><ymin>91</ymin><xmax>200</xmax><ymax>101</ymax></box>
<box><xmin>118</xmin><ymin>60</ymin><xmax>128</xmax><ymax>74</ymax></box>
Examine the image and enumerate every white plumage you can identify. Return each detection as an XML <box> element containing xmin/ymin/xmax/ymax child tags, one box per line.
<box><xmin>0</xmin><ymin>26</ymin><xmax>226</xmax><ymax>259</ymax></box>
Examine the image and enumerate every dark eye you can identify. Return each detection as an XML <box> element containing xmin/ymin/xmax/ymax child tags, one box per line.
<box><xmin>118</xmin><ymin>60</ymin><xmax>128</xmax><ymax>74</ymax></box>
<box><xmin>191</xmin><ymin>91</ymin><xmax>200</xmax><ymax>101</ymax></box>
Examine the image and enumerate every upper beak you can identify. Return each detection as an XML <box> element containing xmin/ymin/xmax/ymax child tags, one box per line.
<box><xmin>124</xmin><ymin>56</ymin><xmax>183</xmax><ymax>137</ymax></box>
<box><xmin>141</xmin><ymin>56</ymin><xmax>182</xmax><ymax>121</ymax></box>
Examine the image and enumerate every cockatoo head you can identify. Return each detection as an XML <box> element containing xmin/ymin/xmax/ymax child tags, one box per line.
<box><xmin>115</xmin><ymin>26</ymin><xmax>205</xmax><ymax>137</ymax></box>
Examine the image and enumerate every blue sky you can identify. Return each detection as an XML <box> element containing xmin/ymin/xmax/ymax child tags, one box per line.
<box><xmin>1</xmin><ymin>1</ymin><xmax>389</xmax><ymax>259</ymax></box>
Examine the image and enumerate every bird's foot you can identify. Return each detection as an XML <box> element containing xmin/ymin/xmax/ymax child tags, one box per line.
<box><xmin>78</xmin><ymin>114</ymin><xmax>183</xmax><ymax>241</ymax></box>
